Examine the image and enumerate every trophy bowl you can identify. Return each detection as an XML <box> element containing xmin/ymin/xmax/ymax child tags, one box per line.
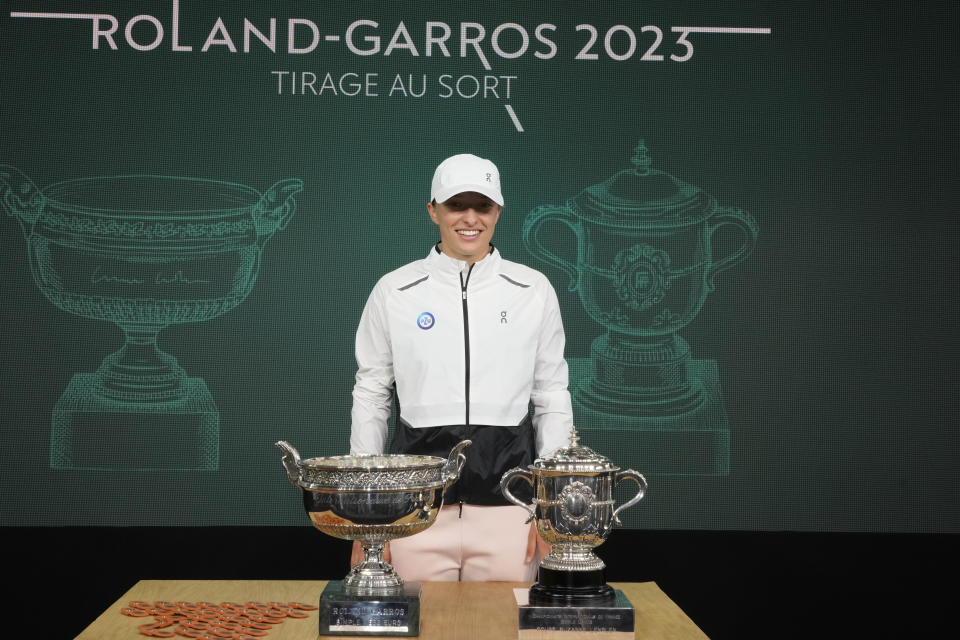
<box><xmin>276</xmin><ymin>440</ymin><xmax>471</xmax><ymax>596</ymax></box>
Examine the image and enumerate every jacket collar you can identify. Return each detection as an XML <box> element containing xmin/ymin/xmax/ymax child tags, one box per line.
<box><xmin>425</xmin><ymin>243</ymin><xmax>501</xmax><ymax>281</ymax></box>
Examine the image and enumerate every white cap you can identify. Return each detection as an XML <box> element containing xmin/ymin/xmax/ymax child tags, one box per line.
<box><xmin>431</xmin><ymin>154</ymin><xmax>504</xmax><ymax>206</ymax></box>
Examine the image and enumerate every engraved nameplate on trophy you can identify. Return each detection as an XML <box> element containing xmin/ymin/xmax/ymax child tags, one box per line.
<box><xmin>514</xmin><ymin>588</ymin><xmax>634</xmax><ymax>638</ymax></box>
<box><xmin>319</xmin><ymin>581</ymin><xmax>422</xmax><ymax>636</ymax></box>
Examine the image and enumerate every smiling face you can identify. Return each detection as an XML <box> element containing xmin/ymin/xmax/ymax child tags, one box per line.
<box><xmin>428</xmin><ymin>191</ymin><xmax>502</xmax><ymax>264</ymax></box>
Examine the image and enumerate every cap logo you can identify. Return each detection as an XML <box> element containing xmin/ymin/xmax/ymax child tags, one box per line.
<box><xmin>417</xmin><ymin>312</ymin><xmax>435</xmax><ymax>330</ymax></box>
<box><xmin>486</xmin><ymin>173</ymin><xmax>492</xmax><ymax>182</ymax></box>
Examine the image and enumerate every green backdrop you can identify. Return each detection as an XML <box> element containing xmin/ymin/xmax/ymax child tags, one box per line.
<box><xmin>0</xmin><ymin>0</ymin><xmax>956</xmax><ymax>531</ymax></box>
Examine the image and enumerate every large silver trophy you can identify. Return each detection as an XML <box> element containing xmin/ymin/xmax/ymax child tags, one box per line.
<box><xmin>276</xmin><ymin>439</ymin><xmax>470</xmax><ymax>636</ymax></box>
<box><xmin>501</xmin><ymin>428</ymin><xmax>646</xmax><ymax>632</ymax></box>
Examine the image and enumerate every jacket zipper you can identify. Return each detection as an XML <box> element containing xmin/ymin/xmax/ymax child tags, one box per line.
<box><xmin>459</xmin><ymin>264</ymin><xmax>474</xmax><ymax>427</ymax></box>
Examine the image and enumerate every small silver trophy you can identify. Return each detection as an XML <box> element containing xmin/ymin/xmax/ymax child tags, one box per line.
<box><xmin>501</xmin><ymin>428</ymin><xmax>646</xmax><ymax>633</ymax></box>
<box><xmin>277</xmin><ymin>440</ymin><xmax>470</xmax><ymax>636</ymax></box>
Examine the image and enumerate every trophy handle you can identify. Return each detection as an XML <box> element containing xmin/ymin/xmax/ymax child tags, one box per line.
<box><xmin>253</xmin><ymin>178</ymin><xmax>304</xmax><ymax>242</ymax></box>
<box><xmin>275</xmin><ymin>440</ymin><xmax>303</xmax><ymax>487</ymax></box>
<box><xmin>522</xmin><ymin>204</ymin><xmax>581</xmax><ymax>292</ymax></box>
<box><xmin>499</xmin><ymin>466</ymin><xmax>536</xmax><ymax>523</ymax></box>
<box><xmin>442</xmin><ymin>439</ymin><xmax>472</xmax><ymax>487</ymax></box>
<box><xmin>705</xmin><ymin>206</ymin><xmax>759</xmax><ymax>292</ymax></box>
<box><xmin>611</xmin><ymin>469</ymin><xmax>648</xmax><ymax>526</ymax></box>
<box><xmin>0</xmin><ymin>164</ymin><xmax>45</xmax><ymax>238</ymax></box>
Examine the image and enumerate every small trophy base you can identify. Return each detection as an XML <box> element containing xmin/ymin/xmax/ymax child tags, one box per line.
<box><xmin>516</xmin><ymin>588</ymin><xmax>634</xmax><ymax>639</ymax></box>
<box><xmin>50</xmin><ymin>373</ymin><xmax>220</xmax><ymax>471</ymax></box>
<box><xmin>529</xmin><ymin>567</ymin><xmax>615</xmax><ymax>607</ymax></box>
<box><xmin>319</xmin><ymin>580</ymin><xmax>421</xmax><ymax>636</ymax></box>
<box><xmin>569</xmin><ymin>358</ymin><xmax>730</xmax><ymax>476</ymax></box>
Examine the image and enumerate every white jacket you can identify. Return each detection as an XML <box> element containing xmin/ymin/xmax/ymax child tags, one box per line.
<box><xmin>350</xmin><ymin>246</ymin><xmax>573</xmax><ymax>459</ymax></box>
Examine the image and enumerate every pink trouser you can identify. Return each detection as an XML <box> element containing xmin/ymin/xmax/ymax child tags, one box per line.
<box><xmin>389</xmin><ymin>503</ymin><xmax>539</xmax><ymax>582</ymax></box>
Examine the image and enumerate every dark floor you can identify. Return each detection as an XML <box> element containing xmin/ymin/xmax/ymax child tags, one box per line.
<box><xmin>9</xmin><ymin>527</ymin><xmax>956</xmax><ymax>639</ymax></box>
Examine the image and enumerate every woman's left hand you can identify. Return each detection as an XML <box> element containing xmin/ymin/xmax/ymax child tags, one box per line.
<box><xmin>525</xmin><ymin>521</ymin><xmax>551</xmax><ymax>564</ymax></box>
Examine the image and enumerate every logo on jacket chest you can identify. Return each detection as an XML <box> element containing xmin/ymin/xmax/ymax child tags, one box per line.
<box><xmin>417</xmin><ymin>312</ymin><xmax>435</xmax><ymax>330</ymax></box>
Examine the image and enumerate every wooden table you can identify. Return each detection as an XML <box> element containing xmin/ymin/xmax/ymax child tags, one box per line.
<box><xmin>76</xmin><ymin>580</ymin><xmax>709</xmax><ymax>639</ymax></box>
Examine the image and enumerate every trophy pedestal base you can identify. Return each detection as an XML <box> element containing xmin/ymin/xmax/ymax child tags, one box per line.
<box><xmin>529</xmin><ymin>567</ymin><xmax>615</xmax><ymax>607</ymax></box>
<box><xmin>319</xmin><ymin>580</ymin><xmax>421</xmax><ymax>636</ymax></box>
<box><xmin>516</xmin><ymin>588</ymin><xmax>634</xmax><ymax>639</ymax></box>
<box><xmin>50</xmin><ymin>373</ymin><xmax>219</xmax><ymax>471</ymax></box>
<box><xmin>569</xmin><ymin>358</ymin><xmax>730</xmax><ymax>476</ymax></box>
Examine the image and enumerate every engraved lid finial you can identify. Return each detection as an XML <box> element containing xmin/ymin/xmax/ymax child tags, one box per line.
<box><xmin>534</xmin><ymin>425</ymin><xmax>615</xmax><ymax>472</ymax></box>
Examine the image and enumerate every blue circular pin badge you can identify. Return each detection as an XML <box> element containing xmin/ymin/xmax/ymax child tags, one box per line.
<box><xmin>417</xmin><ymin>312</ymin><xmax>435</xmax><ymax>330</ymax></box>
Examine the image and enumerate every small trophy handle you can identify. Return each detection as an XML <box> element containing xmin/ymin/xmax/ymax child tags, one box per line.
<box><xmin>705</xmin><ymin>206</ymin><xmax>759</xmax><ymax>292</ymax></box>
<box><xmin>499</xmin><ymin>467</ymin><xmax>536</xmax><ymax>523</ymax></box>
<box><xmin>611</xmin><ymin>469</ymin><xmax>648</xmax><ymax>526</ymax></box>
<box><xmin>442</xmin><ymin>439</ymin><xmax>472</xmax><ymax>487</ymax></box>
<box><xmin>253</xmin><ymin>178</ymin><xmax>304</xmax><ymax>242</ymax></box>
<box><xmin>522</xmin><ymin>204</ymin><xmax>581</xmax><ymax>292</ymax></box>
<box><xmin>275</xmin><ymin>440</ymin><xmax>302</xmax><ymax>487</ymax></box>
